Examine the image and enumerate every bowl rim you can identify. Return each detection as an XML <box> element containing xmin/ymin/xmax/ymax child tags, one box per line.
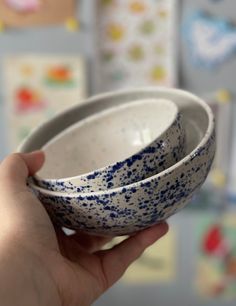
<box><xmin>28</xmin><ymin>87</ymin><xmax>215</xmax><ymax>198</ymax></box>
<box><xmin>36</xmin><ymin>97</ymin><xmax>180</xmax><ymax>183</ymax></box>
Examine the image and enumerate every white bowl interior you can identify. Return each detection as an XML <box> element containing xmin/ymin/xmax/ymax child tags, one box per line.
<box><xmin>38</xmin><ymin>98</ymin><xmax>178</xmax><ymax>179</ymax></box>
<box><xmin>30</xmin><ymin>114</ymin><xmax>203</xmax><ymax>197</ymax></box>
<box><xmin>19</xmin><ymin>89</ymin><xmax>210</xmax><ymax>184</ymax></box>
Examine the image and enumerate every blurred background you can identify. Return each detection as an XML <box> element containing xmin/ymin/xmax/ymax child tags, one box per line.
<box><xmin>1</xmin><ymin>0</ymin><xmax>236</xmax><ymax>305</ymax></box>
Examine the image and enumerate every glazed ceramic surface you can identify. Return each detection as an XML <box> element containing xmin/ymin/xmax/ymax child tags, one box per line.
<box><xmin>34</xmin><ymin>98</ymin><xmax>186</xmax><ymax>193</ymax></box>
<box><xmin>23</xmin><ymin>88</ymin><xmax>216</xmax><ymax>237</ymax></box>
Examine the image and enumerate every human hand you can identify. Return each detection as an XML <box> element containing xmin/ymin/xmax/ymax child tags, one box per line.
<box><xmin>0</xmin><ymin>152</ymin><xmax>168</xmax><ymax>306</ymax></box>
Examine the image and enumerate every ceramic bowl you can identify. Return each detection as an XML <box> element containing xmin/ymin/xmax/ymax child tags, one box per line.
<box><xmin>32</xmin><ymin>98</ymin><xmax>186</xmax><ymax>193</ymax></box>
<box><xmin>23</xmin><ymin>88</ymin><xmax>215</xmax><ymax>237</ymax></box>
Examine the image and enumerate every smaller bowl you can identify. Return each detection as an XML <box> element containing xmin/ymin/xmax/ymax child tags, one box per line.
<box><xmin>33</xmin><ymin>98</ymin><xmax>186</xmax><ymax>193</ymax></box>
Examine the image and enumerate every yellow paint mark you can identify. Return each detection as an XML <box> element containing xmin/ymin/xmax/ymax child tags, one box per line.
<box><xmin>107</xmin><ymin>24</ymin><xmax>125</xmax><ymax>41</ymax></box>
<box><xmin>65</xmin><ymin>18</ymin><xmax>80</xmax><ymax>32</ymax></box>
<box><xmin>21</xmin><ymin>65</ymin><xmax>34</xmax><ymax>77</ymax></box>
<box><xmin>210</xmin><ymin>169</ymin><xmax>226</xmax><ymax>188</ymax></box>
<box><xmin>151</xmin><ymin>66</ymin><xmax>166</xmax><ymax>82</ymax></box>
<box><xmin>216</xmin><ymin>89</ymin><xmax>231</xmax><ymax>103</ymax></box>
<box><xmin>130</xmin><ymin>1</ymin><xmax>146</xmax><ymax>13</ymax></box>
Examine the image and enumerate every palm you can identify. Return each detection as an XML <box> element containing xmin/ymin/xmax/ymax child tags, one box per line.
<box><xmin>0</xmin><ymin>152</ymin><xmax>168</xmax><ymax>306</ymax></box>
<box><xmin>2</xmin><ymin>185</ymin><xmax>111</xmax><ymax>306</ymax></box>
<box><xmin>47</xmin><ymin>230</ymin><xmax>113</xmax><ymax>306</ymax></box>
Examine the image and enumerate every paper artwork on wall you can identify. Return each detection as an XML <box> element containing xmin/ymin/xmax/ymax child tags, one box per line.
<box><xmin>95</xmin><ymin>0</ymin><xmax>178</xmax><ymax>92</ymax></box>
<box><xmin>3</xmin><ymin>55</ymin><xmax>87</xmax><ymax>151</ymax></box>
<box><xmin>183</xmin><ymin>11</ymin><xmax>236</xmax><ymax>69</ymax></box>
<box><xmin>0</xmin><ymin>0</ymin><xmax>76</xmax><ymax>27</ymax></box>
<box><xmin>44</xmin><ymin>65</ymin><xmax>76</xmax><ymax>88</ymax></box>
<box><xmin>196</xmin><ymin>214</ymin><xmax>236</xmax><ymax>299</ymax></box>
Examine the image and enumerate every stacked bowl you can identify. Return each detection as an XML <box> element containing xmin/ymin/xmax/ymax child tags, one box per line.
<box><xmin>19</xmin><ymin>88</ymin><xmax>216</xmax><ymax>236</ymax></box>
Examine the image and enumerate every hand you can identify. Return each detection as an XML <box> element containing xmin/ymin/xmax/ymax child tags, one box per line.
<box><xmin>0</xmin><ymin>152</ymin><xmax>169</xmax><ymax>306</ymax></box>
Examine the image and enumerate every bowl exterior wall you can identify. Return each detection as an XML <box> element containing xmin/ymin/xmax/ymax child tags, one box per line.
<box><xmin>34</xmin><ymin>130</ymin><xmax>216</xmax><ymax>236</ymax></box>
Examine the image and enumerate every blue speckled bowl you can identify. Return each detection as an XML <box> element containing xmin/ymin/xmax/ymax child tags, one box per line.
<box><xmin>33</xmin><ymin>98</ymin><xmax>186</xmax><ymax>193</ymax></box>
<box><xmin>23</xmin><ymin>88</ymin><xmax>215</xmax><ymax>237</ymax></box>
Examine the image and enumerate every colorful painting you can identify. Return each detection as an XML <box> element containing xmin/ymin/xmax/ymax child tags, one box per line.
<box><xmin>3</xmin><ymin>55</ymin><xmax>87</xmax><ymax>151</ymax></box>
<box><xmin>196</xmin><ymin>214</ymin><xmax>236</xmax><ymax>298</ymax></box>
<box><xmin>183</xmin><ymin>10</ymin><xmax>236</xmax><ymax>69</ymax></box>
<box><xmin>44</xmin><ymin>65</ymin><xmax>75</xmax><ymax>87</ymax></box>
<box><xmin>15</xmin><ymin>86</ymin><xmax>46</xmax><ymax>113</ymax></box>
<box><xmin>95</xmin><ymin>0</ymin><xmax>177</xmax><ymax>92</ymax></box>
<box><xmin>0</xmin><ymin>0</ymin><xmax>76</xmax><ymax>27</ymax></box>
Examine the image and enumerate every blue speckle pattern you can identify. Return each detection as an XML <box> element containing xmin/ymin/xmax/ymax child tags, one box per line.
<box><xmin>34</xmin><ymin>113</ymin><xmax>186</xmax><ymax>193</ymax></box>
<box><xmin>32</xmin><ymin>128</ymin><xmax>216</xmax><ymax>237</ymax></box>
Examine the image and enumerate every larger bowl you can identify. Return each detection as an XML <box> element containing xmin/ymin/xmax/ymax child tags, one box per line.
<box><xmin>20</xmin><ymin>88</ymin><xmax>215</xmax><ymax>236</ymax></box>
<box><xmin>33</xmin><ymin>98</ymin><xmax>186</xmax><ymax>193</ymax></box>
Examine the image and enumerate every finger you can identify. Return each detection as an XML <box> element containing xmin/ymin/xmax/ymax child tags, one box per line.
<box><xmin>96</xmin><ymin>222</ymin><xmax>169</xmax><ymax>289</ymax></box>
<box><xmin>20</xmin><ymin>151</ymin><xmax>45</xmax><ymax>176</ymax></box>
<box><xmin>0</xmin><ymin>151</ymin><xmax>45</xmax><ymax>187</ymax></box>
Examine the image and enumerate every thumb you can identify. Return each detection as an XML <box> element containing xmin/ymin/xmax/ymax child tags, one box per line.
<box><xmin>0</xmin><ymin>151</ymin><xmax>45</xmax><ymax>187</ymax></box>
